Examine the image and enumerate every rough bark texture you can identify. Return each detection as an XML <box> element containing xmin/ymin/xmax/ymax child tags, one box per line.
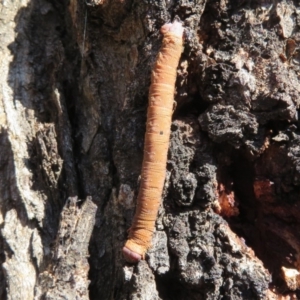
<box><xmin>1</xmin><ymin>0</ymin><xmax>300</xmax><ymax>299</ymax></box>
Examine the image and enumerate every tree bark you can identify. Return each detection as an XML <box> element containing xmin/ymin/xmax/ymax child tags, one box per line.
<box><xmin>1</xmin><ymin>0</ymin><xmax>300</xmax><ymax>299</ymax></box>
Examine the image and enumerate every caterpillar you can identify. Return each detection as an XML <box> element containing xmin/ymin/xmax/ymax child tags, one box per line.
<box><xmin>123</xmin><ymin>21</ymin><xmax>184</xmax><ymax>263</ymax></box>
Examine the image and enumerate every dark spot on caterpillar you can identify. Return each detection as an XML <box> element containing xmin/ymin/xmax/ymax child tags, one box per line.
<box><xmin>160</xmin><ymin>131</ymin><xmax>163</xmax><ymax>135</ymax></box>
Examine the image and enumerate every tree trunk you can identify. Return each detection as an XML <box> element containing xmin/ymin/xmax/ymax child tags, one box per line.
<box><xmin>1</xmin><ymin>0</ymin><xmax>300</xmax><ymax>299</ymax></box>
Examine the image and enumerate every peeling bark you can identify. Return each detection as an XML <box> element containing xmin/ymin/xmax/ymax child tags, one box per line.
<box><xmin>1</xmin><ymin>0</ymin><xmax>300</xmax><ymax>299</ymax></box>
<box><xmin>35</xmin><ymin>197</ymin><xmax>97</xmax><ymax>299</ymax></box>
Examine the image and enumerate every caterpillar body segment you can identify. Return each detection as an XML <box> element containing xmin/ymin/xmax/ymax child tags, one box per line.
<box><xmin>123</xmin><ymin>21</ymin><xmax>184</xmax><ymax>263</ymax></box>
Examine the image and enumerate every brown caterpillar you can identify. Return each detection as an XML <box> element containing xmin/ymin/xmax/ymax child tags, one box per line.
<box><xmin>123</xmin><ymin>21</ymin><xmax>184</xmax><ymax>263</ymax></box>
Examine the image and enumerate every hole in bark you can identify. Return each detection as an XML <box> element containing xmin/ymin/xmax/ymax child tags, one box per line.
<box><xmin>226</xmin><ymin>150</ymin><xmax>300</xmax><ymax>296</ymax></box>
<box><xmin>173</xmin><ymin>95</ymin><xmax>209</xmax><ymax>120</ymax></box>
<box><xmin>156</xmin><ymin>271</ymin><xmax>185</xmax><ymax>300</ymax></box>
<box><xmin>155</xmin><ymin>263</ymin><xmax>206</xmax><ymax>300</ymax></box>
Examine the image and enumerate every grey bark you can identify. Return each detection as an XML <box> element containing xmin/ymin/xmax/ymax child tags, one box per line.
<box><xmin>1</xmin><ymin>0</ymin><xmax>300</xmax><ymax>299</ymax></box>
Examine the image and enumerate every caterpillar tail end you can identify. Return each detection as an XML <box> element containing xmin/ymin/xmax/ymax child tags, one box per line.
<box><xmin>122</xmin><ymin>246</ymin><xmax>142</xmax><ymax>263</ymax></box>
<box><xmin>123</xmin><ymin>240</ymin><xmax>146</xmax><ymax>263</ymax></box>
